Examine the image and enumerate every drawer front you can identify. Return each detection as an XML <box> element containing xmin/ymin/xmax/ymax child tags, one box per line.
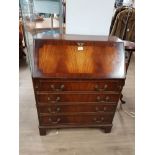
<box><xmin>38</xmin><ymin>104</ymin><xmax>116</xmax><ymax>114</ymax></box>
<box><xmin>39</xmin><ymin>114</ymin><xmax>113</xmax><ymax>125</ymax></box>
<box><xmin>34</xmin><ymin>80</ymin><xmax>124</xmax><ymax>92</ymax></box>
<box><xmin>36</xmin><ymin>93</ymin><xmax>120</xmax><ymax>103</ymax></box>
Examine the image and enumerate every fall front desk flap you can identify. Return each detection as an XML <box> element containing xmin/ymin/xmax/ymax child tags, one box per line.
<box><xmin>32</xmin><ymin>35</ymin><xmax>125</xmax><ymax>79</ymax></box>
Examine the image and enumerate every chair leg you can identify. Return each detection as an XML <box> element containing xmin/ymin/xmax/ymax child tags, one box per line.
<box><xmin>120</xmin><ymin>93</ymin><xmax>126</xmax><ymax>104</ymax></box>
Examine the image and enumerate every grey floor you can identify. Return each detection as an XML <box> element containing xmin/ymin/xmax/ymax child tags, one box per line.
<box><xmin>19</xmin><ymin>53</ymin><xmax>135</xmax><ymax>155</ymax></box>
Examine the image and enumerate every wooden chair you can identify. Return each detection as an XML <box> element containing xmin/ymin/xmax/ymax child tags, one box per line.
<box><xmin>120</xmin><ymin>40</ymin><xmax>135</xmax><ymax>104</ymax></box>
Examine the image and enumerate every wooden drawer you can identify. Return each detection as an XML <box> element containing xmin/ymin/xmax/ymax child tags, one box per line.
<box><xmin>38</xmin><ymin>104</ymin><xmax>117</xmax><ymax>114</ymax></box>
<box><xmin>39</xmin><ymin>114</ymin><xmax>113</xmax><ymax>125</ymax></box>
<box><xmin>33</xmin><ymin>80</ymin><xmax>124</xmax><ymax>92</ymax></box>
<box><xmin>36</xmin><ymin>93</ymin><xmax>120</xmax><ymax>103</ymax></box>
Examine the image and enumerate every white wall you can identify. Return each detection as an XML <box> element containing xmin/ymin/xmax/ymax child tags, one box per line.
<box><xmin>66</xmin><ymin>0</ymin><xmax>115</xmax><ymax>35</ymax></box>
<box><xmin>34</xmin><ymin>0</ymin><xmax>60</xmax><ymax>14</ymax></box>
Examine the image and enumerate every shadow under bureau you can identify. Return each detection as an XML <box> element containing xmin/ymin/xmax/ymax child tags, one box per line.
<box><xmin>32</xmin><ymin>34</ymin><xmax>125</xmax><ymax>135</ymax></box>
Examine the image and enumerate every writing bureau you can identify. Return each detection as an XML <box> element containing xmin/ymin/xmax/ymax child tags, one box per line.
<box><xmin>32</xmin><ymin>34</ymin><xmax>125</xmax><ymax>135</ymax></box>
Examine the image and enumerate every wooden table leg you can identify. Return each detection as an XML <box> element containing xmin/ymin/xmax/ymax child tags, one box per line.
<box><xmin>39</xmin><ymin>128</ymin><xmax>46</xmax><ymax>136</ymax></box>
<box><xmin>120</xmin><ymin>93</ymin><xmax>126</xmax><ymax>104</ymax></box>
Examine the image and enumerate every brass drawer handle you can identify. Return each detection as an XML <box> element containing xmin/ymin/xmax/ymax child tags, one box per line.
<box><xmin>48</xmin><ymin>118</ymin><xmax>61</xmax><ymax>124</ymax></box>
<box><xmin>48</xmin><ymin>107</ymin><xmax>60</xmax><ymax>113</ymax></box>
<box><xmin>35</xmin><ymin>85</ymin><xmax>38</xmax><ymax>89</ymax></box>
<box><xmin>48</xmin><ymin>107</ymin><xmax>52</xmax><ymax>113</ymax></box>
<box><xmin>47</xmin><ymin>96</ymin><xmax>60</xmax><ymax>103</ymax></box>
<box><xmin>95</xmin><ymin>107</ymin><xmax>99</xmax><ymax>111</ymax></box>
<box><xmin>50</xmin><ymin>84</ymin><xmax>64</xmax><ymax>91</ymax></box>
<box><xmin>97</xmin><ymin>96</ymin><xmax>110</xmax><ymax>103</ymax></box>
<box><xmin>95</xmin><ymin>84</ymin><xmax>108</xmax><ymax>91</ymax></box>
<box><xmin>56</xmin><ymin>107</ymin><xmax>60</xmax><ymax>112</ymax></box>
<box><xmin>105</xmin><ymin>96</ymin><xmax>110</xmax><ymax>101</ymax></box>
<box><xmin>97</xmin><ymin>96</ymin><xmax>105</xmax><ymax>103</ymax></box>
<box><xmin>48</xmin><ymin>118</ymin><xmax>52</xmax><ymax>122</ymax></box>
<box><xmin>118</xmin><ymin>85</ymin><xmax>122</xmax><ymax>90</ymax></box>
<box><xmin>56</xmin><ymin>97</ymin><xmax>61</xmax><ymax>102</ymax></box>
<box><xmin>95</xmin><ymin>106</ymin><xmax>107</xmax><ymax>112</ymax></box>
<box><xmin>93</xmin><ymin>117</ymin><xmax>104</xmax><ymax>123</ymax></box>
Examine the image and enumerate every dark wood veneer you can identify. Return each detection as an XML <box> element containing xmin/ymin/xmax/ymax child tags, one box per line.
<box><xmin>33</xmin><ymin>79</ymin><xmax>124</xmax><ymax>92</ymax></box>
<box><xmin>32</xmin><ymin>34</ymin><xmax>125</xmax><ymax>135</ymax></box>
<box><xmin>39</xmin><ymin>113</ymin><xmax>114</xmax><ymax>125</ymax></box>
<box><xmin>38</xmin><ymin>104</ymin><xmax>117</xmax><ymax>114</ymax></box>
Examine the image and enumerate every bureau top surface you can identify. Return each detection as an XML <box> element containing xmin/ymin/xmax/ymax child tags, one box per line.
<box><xmin>32</xmin><ymin>34</ymin><xmax>125</xmax><ymax>79</ymax></box>
<box><xmin>34</xmin><ymin>33</ymin><xmax>120</xmax><ymax>42</ymax></box>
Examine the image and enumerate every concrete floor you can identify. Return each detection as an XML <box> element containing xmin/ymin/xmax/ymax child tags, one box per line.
<box><xmin>19</xmin><ymin>54</ymin><xmax>135</xmax><ymax>155</ymax></box>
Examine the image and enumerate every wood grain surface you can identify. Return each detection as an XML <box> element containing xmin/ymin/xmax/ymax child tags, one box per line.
<box><xmin>33</xmin><ymin>35</ymin><xmax>125</xmax><ymax>79</ymax></box>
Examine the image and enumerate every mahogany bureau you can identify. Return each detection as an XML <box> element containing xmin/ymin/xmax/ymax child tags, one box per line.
<box><xmin>32</xmin><ymin>34</ymin><xmax>125</xmax><ymax>135</ymax></box>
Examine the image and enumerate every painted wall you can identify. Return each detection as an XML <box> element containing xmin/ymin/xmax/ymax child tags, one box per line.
<box><xmin>66</xmin><ymin>0</ymin><xmax>115</xmax><ymax>35</ymax></box>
